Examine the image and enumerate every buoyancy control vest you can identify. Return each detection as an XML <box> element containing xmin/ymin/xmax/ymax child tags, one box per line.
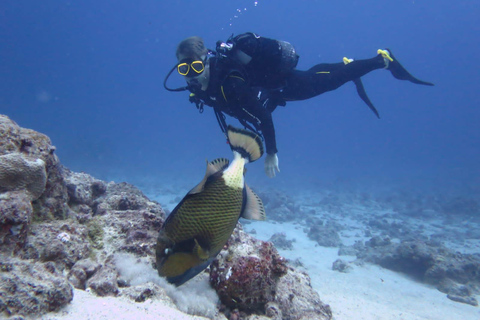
<box><xmin>216</xmin><ymin>32</ymin><xmax>299</xmax><ymax>89</ymax></box>
<box><xmin>189</xmin><ymin>33</ymin><xmax>299</xmax><ymax>138</ymax></box>
<box><xmin>192</xmin><ymin>54</ymin><xmax>248</xmax><ymax>110</ymax></box>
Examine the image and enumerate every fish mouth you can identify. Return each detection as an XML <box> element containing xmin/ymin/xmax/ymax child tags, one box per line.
<box><xmin>162</xmin><ymin>257</ymin><xmax>215</xmax><ymax>286</ymax></box>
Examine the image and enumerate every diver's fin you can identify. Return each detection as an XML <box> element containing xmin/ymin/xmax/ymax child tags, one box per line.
<box><xmin>379</xmin><ymin>49</ymin><xmax>434</xmax><ymax>86</ymax></box>
<box><xmin>227</xmin><ymin>125</ymin><xmax>264</xmax><ymax>162</ymax></box>
<box><xmin>189</xmin><ymin>158</ymin><xmax>230</xmax><ymax>194</ymax></box>
<box><xmin>193</xmin><ymin>239</ymin><xmax>210</xmax><ymax>261</ymax></box>
<box><xmin>342</xmin><ymin>57</ymin><xmax>380</xmax><ymax>118</ymax></box>
<box><xmin>353</xmin><ymin>78</ymin><xmax>380</xmax><ymax>119</ymax></box>
<box><xmin>241</xmin><ymin>184</ymin><xmax>266</xmax><ymax>221</ymax></box>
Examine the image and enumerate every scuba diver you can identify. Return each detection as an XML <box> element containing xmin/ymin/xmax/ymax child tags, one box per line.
<box><xmin>164</xmin><ymin>33</ymin><xmax>434</xmax><ymax>178</ymax></box>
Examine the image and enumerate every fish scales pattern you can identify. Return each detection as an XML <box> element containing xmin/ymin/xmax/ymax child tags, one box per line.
<box><xmin>165</xmin><ymin>177</ymin><xmax>243</xmax><ymax>256</ymax></box>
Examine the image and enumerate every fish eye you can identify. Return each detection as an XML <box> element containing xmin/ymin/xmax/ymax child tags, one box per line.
<box><xmin>164</xmin><ymin>248</ymin><xmax>172</xmax><ymax>255</ymax></box>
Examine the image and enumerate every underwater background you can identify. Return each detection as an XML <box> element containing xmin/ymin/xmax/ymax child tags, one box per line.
<box><xmin>1</xmin><ymin>0</ymin><xmax>479</xmax><ymax>197</ymax></box>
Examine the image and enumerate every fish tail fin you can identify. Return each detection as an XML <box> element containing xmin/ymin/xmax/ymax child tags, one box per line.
<box><xmin>227</xmin><ymin>125</ymin><xmax>264</xmax><ymax>162</ymax></box>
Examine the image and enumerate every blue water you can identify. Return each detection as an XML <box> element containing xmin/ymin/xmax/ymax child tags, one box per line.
<box><xmin>1</xmin><ymin>1</ymin><xmax>479</xmax><ymax>195</ymax></box>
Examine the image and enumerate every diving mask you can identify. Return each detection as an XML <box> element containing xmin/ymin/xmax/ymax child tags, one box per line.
<box><xmin>177</xmin><ymin>59</ymin><xmax>205</xmax><ymax>77</ymax></box>
<box><xmin>164</xmin><ymin>51</ymin><xmax>214</xmax><ymax>92</ymax></box>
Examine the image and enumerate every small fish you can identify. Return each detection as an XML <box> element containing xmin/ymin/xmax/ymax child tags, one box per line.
<box><xmin>156</xmin><ymin>125</ymin><xmax>266</xmax><ymax>286</ymax></box>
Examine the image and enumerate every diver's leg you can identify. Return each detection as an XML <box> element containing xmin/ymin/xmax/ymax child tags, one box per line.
<box><xmin>282</xmin><ymin>55</ymin><xmax>385</xmax><ymax>100</ymax></box>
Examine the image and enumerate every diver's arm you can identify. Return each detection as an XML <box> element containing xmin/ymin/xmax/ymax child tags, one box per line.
<box><xmin>222</xmin><ymin>76</ymin><xmax>278</xmax><ymax>155</ymax></box>
<box><xmin>222</xmin><ymin>76</ymin><xmax>280</xmax><ymax>177</ymax></box>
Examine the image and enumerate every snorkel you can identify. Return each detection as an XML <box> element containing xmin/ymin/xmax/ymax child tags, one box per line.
<box><xmin>163</xmin><ymin>64</ymin><xmax>190</xmax><ymax>92</ymax></box>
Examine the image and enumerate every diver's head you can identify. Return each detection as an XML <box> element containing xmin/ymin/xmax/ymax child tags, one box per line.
<box><xmin>164</xmin><ymin>37</ymin><xmax>211</xmax><ymax>93</ymax></box>
<box><xmin>176</xmin><ymin>36</ymin><xmax>208</xmax><ymax>61</ymax></box>
<box><xmin>176</xmin><ymin>37</ymin><xmax>210</xmax><ymax>91</ymax></box>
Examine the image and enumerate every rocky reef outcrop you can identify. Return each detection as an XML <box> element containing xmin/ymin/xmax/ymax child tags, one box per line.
<box><xmin>210</xmin><ymin>226</ymin><xmax>332</xmax><ymax>320</ymax></box>
<box><xmin>0</xmin><ymin>256</ymin><xmax>73</xmax><ymax>316</ymax></box>
<box><xmin>211</xmin><ymin>230</ymin><xmax>289</xmax><ymax>314</ymax></box>
<box><xmin>0</xmin><ymin>114</ymin><xmax>331</xmax><ymax>320</ymax></box>
<box><xmin>342</xmin><ymin>236</ymin><xmax>480</xmax><ymax>306</ymax></box>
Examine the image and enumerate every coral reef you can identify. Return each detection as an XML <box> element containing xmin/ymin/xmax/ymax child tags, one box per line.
<box><xmin>307</xmin><ymin>223</ymin><xmax>342</xmax><ymax>247</ymax></box>
<box><xmin>18</xmin><ymin>220</ymin><xmax>90</xmax><ymax>270</ymax></box>
<box><xmin>0</xmin><ymin>255</ymin><xmax>73</xmax><ymax>316</ymax></box>
<box><xmin>332</xmin><ymin>259</ymin><xmax>352</xmax><ymax>273</ymax></box>
<box><xmin>257</xmin><ymin>189</ymin><xmax>310</xmax><ymax>222</ymax></box>
<box><xmin>0</xmin><ymin>153</ymin><xmax>46</xmax><ymax>200</ymax></box>
<box><xmin>268</xmin><ymin>232</ymin><xmax>295</xmax><ymax>250</ymax></box>
<box><xmin>441</xmin><ymin>196</ymin><xmax>480</xmax><ymax>217</ymax></box>
<box><xmin>86</xmin><ymin>264</ymin><xmax>120</xmax><ymax>297</ymax></box>
<box><xmin>0</xmin><ymin>114</ymin><xmax>330</xmax><ymax>319</ymax></box>
<box><xmin>67</xmin><ymin>258</ymin><xmax>101</xmax><ymax>290</ymax></box>
<box><xmin>0</xmin><ymin>115</ymin><xmax>168</xmax><ymax>318</ymax></box>
<box><xmin>354</xmin><ymin>238</ymin><xmax>480</xmax><ymax>306</ymax></box>
<box><xmin>0</xmin><ymin>191</ymin><xmax>33</xmax><ymax>255</ymax></box>
<box><xmin>0</xmin><ymin>115</ymin><xmax>68</xmax><ymax>220</ymax></box>
<box><xmin>210</xmin><ymin>226</ymin><xmax>332</xmax><ymax>319</ymax></box>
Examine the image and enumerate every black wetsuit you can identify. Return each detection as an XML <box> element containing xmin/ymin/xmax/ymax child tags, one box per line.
<box><xmin>191</xmin><ymin>54</ymin><xmax>387</xmax><ymax>156</ymax></box>
<box><xmin>282</xmin><ymin>56</ymin><xmax>386</xmax><ymax>101</ymax></box>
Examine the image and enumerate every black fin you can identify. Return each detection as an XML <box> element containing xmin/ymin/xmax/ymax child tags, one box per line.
<box><xmin>227</xmin><ymin>125</ymin><xmax>264</xmax><ymax>162</ymax></box>
<box><xmin>353</xmin><ymin>78</ymin><xmax>380</xmax><ymax>119</ymax></box>
<box><xmin>386</xmin><ymin>49</ymin><xmax>434</xmax><ymax>86</ymax></box>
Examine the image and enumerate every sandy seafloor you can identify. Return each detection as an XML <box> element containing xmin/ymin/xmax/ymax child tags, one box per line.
<box><xmin>40</xmin><ymin>178</ymin><xmax>480</xmax><ymax>320</ymax></box>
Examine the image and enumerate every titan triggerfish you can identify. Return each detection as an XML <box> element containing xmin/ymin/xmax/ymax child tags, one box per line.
<box><xmin>156</xmin><ymin>125</ymin><xmax>266</xmax><ymax>286</ymax></box>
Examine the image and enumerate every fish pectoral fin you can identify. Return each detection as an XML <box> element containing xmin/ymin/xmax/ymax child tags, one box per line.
<box><xmin>188</xmin><ymin>158</ymin><xmax>230</xmax><ymax>195</ymax></box>
<box><xmin>193</xmin><ymin>239</ymin><xmax>210</xmax><ymax>261</ymax></box>
<box><xmin>241</xmin><ymin>184</ymin><xmax>266</xmax><ymax>221</ymax></box>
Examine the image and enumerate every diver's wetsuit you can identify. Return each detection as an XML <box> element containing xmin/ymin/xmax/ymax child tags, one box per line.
<box><xmin>281</xmin><ymin>56</ymin><xmax>386</xmax><ymax>101</ymax></box>
<box><xmin>194</xmin><ymin>54</ymin><xmax>387</xmax><ymax>156</ymax></box>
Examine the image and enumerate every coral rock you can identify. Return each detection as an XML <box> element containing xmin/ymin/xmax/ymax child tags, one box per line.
<box><xmin>68</xmin><ymin>258</ymin><xmax>101</xmax><ymax>290</ymax></box>
<box><xmin>0</xmin><ymin>153</ymin><xmax>46</xmax><ymax>200</ymax></box>
<box><xmin>86</xmin><ymin>265</ymin><xmax>119</xmax><ymax>297</ymax></box>
<box><xmin>0</xmin><ymin>191</ymin><xmax>33</xmax><ymax>255</ymax></box>
<box><xmin>274</xmin><ymin>268</ymin><xmax>332</xmax><ymax>320</ymax></box>
<box><xmin>64</xmin><ymin>169</ymin><xmax>107</xmax><ymax>207</ymax></box>
<box><xmin>0</xmin><ymin>115</ymin><xmax>69</xmax><ymax>220</ymax></box>
<box><xmin>308</xmin><ymin>224</ymin><xmax>342</xmax><ymax>247</ymax></box>
<box><xmin>0</xmin><ymin>255</ymin><xmax>73</xmax><ymax>317</ymax></box>
<box><xmin>269</xmin><ymin>232</ymin><xmax>295</xmax><ymax>250</ymax></box>
<box><xmin>358</xmin><ymin>239</ymin><xmax>480</xmax><ymax>306</ymax></box>
<box><xmin>121</xmin><ymin>283</ymin><xmax>173</xmax><ymax>303</ymax></box>
<box><xmin>210</xmin><ymin>228</ymin><xmax>288</xmax><ymax>312</ymax></box>
<box><xmin>19</xmin><ymin>220</ymin><xmax>90</xmax><ymax>270</ymax></box>
<box><xmin>332</xmin><ymin>259</ymin><xmax>352</xmax><ymax>273</ymax></box>
<box><xmin>210</xmin><ymin>226</ymin><xmax>332</xmax><ymax>319</ymax></box>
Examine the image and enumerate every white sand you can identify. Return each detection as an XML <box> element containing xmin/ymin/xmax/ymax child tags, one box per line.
<box><xmin>39</xmin><ymin>288</ymin><xmax>209</xmax><ymax>320</ymax></box>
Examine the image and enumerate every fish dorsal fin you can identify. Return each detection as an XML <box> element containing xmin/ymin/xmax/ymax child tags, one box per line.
<box><xmin>241</xmin><ymin>184</ymin><xmax>266</xmax><ymax>221</ymax></box>
<box><xmin>210</xmin><ymin>158</ymin><xmax>230</xmax><ymax>172</ymax></box>
<box><xmin>188</xmin><ymin>158</ymin><xmax>230</xmax><ymax>195</ymax></box>
<box><xmin>193</xmin><ymin>239</ymin><xmax>210</xmax><ymax>261</ymax></box>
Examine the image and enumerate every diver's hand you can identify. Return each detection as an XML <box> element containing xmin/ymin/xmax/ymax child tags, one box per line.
<box><xmin>264</xmin><ymin>153</ymin><xmax>280</xmax><ymax>178</ymax></box>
